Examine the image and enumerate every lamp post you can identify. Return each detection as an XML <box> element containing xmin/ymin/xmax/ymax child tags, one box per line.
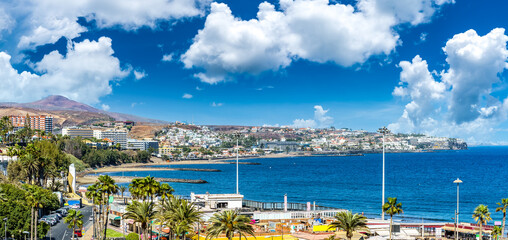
<box><xmin>453</xmin><ymin>178</ymin><xmax>462</xmax><ymax>240</ymax></box>
<box><xmin>378</xmin><ymin>127</ymin><xmax>390</xmax><ymax>220</ymax></box>
<box><xmin>234</xmin><ymin>133</ymin><xmax>241</xmax><ymax>194</ymax></box>
<box><xmin>196</xmin><ymin>205</ymin><xmax>203</xmax><ymax>240</ymax></box>
<box><xmin>3</xmin><ymin>217</ymin><xmax>7</xmax><ymax>240</ymax></box>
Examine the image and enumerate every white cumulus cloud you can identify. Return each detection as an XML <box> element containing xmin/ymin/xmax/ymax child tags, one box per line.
<box><xmin>182</xmin><ymin>93</ymin><xmax>193</xmax><ymax>99</ymax></box>
<box><xmin>182</xmin><ymin>0</ymin><xmax>453</xmax><ymax>83</ymax></box>
<box><xmin>133</xmin><ymin>70</ymin><xmax>147</xmax><ymax>80</ymax></box>
<box><xmin>101</xmin><ymin>104</ymin><xmax>111</xmax><ymax>111</ymax></box>
<box><xmin>0</xmin><ymin>37</ymin><xmax>129</xmax><ymax>104</ymax></box>
<box><xmin>292</xmin><ymin>105</ymin><xmax>334</xmax><ymax>128</ymax></box>
<box><xmin>162</xmin><ymin>53</ymin><xmax>174</xmax><ymax>62</ymax></box>
<box><xmin>389</xmin><ymin>28</ymin><xmax>508</xmax><ymax>143</ymax></box>
<box><xmin>5</xmin><ymin>0</ymin><xmax>208</xmax><ymax>49</ymax></box>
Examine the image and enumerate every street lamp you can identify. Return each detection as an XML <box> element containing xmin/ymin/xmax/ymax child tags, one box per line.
<box><xmin>233</xmin><ymin>133</ymin><xmax>242</xmax><ymax>194</ymax></box>
<box><xmin>3</xmin><ymin>217</ymin><xmax>7</xmax><ymax>240</ymax></box>
<box><xmin>378</xmin><ymin>126</ymin><xmax>390</xmax><ymax>220</ymax></box>
<box><xmin>453</xmin><ymin>178</ymin><xmax>462</xmax><ymax>240</ymax></box>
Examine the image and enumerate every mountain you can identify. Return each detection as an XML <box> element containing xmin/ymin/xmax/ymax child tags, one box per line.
<box><xmin>27</xmin><ymin>95</ymin><xmax>101</xmax><ymax>112</ymax></box>
<box><xmin>0</xmin><ymin>95</ymin><xmax>167</xmax><ymax>126</ymax></box>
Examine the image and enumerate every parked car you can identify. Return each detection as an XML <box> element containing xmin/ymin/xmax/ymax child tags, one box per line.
<box><xmin>56</xmin><ymin>209</ymin><xmax>67</xmax><ymax>216</ymax></box>
<box><xmin>74</xmin><ymin>229</ymin><xmax>83</xmax><ymax>237</ymax></box>
<box><xmin>46</xmin><ymin>215</ymin><xmax>59</xmax><ymax>222</ymax></box>
<box><xmin>42</xmin><ymin>218</ymin><xmax>57</xmax><ymax>226</ymax></box>
<box><xmin>41</xmin><ymin>216</ymin><xmax>58</xmax><ymax>225</ymax></box>
<box><xmin>50</xmin><ymin>212</ymin><xmax>63</xmax><ymax>219</ymax></box>
<box><xmin>71</xmin><ymin>204</ymin><xmax>80</xmax><ymax>209</ymax></box>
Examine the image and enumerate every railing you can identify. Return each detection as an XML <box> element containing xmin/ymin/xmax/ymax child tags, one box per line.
<box><xmin>243</xmin><ymin>200</ymin><xmax>337</xmax><ymax>211</ymax></box>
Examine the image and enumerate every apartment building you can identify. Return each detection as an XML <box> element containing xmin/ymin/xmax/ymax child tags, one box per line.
<box><xmin>10</xmin><ymin>115</ymin><xmax>54</xmax><ymax>133</ymax></box>
<box><xmin>62</xmin><ymin>128</ymin><xmax>94</xmax><ymax>138</ymax></box>
<box><xmin>96</xmin><ymin>130</ymin><xmax>128</xmax><ymax>149</ymax></box>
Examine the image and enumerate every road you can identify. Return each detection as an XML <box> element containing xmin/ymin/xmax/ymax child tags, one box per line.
<box><xmin>45</xmin><ymin>206</ymin><xmax>93</xmax><ymax>240</ymax></box>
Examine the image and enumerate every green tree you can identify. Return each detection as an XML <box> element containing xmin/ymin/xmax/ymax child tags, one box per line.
<box><xmin>141</xmin><ymin>176</ymin><xmax>160</xmax><ymax>202</ymax></box>
<box><xmin>328</xmin><ymin>211</ymin><xmax>367</xmax><ymax>240</ymax></box>
<box><xmin>382</xmin><ymin>197</ymin><xmax>403</xmax><ymax>240</ymax></box>
<box><xmin>473</xmin><ymin>204</ymin><xmax>492</xmax><ymax>240</ymax></box>
<box><xmin>0</xmin><ymin>116</ymin><xmax>13</xmax><ymax>144</ymax></box>
<box><xmin>64</xmin><ymin>210</ymin><xmax>84</xmax><ymax>240</ymax></box>
<box><xmin>206</xmin><ymin>210</ymin><xmax>255</xmax><ymax>240</ymax></box>
<box><xmin>98</xmin><ymin>175</ymin><xmax>118</xmax><ymax>239</ymax></box>
<box><xmin>496</xmin><ymin>199</ymin><xmax>508</xmax><ymax>238</ymax></box>
<box><xmin>157</xmin><ymin>197</ymin><xmax>201</xmax><ymax>240</ymax></box>
<box><xmin>119</xmin><ymin>185</ymin><xmax>128</xmax><ymax>199</ymax></box>
<box><xmin>86</xmin><ymin>183</ymin><xmax>103</xmax><ymax>239</ymax></box>
<box><xmin>123</xmin><ymin>201</ymin><xmax>156</xmax><ymax>240</ymax></box>
<box><xmin>159</xmin><ymin>183</ymin><xmax>174</xmax><ymax>200</ymax></box>
<box><xmin>493</xmin><ymin>226</ymin><xmax>502</xmax><ymax>240</ymax></box>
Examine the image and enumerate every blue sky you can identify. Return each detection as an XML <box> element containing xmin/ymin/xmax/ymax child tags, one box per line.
<box><xmin>0</xmin><ymin>0</ymin><xmax>507</xmax><ymax>144</ymax></box>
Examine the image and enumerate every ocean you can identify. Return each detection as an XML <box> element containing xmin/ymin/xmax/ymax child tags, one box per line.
<box><xmin>97</xmin><ymin>146</ymin><xmax>508</xmax><ymax>223</ymax></box>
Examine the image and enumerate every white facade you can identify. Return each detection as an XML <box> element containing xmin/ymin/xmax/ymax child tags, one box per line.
<box><xmin>127</xmin><ymin>139</ymin><xmax>159</xmax><ymax>152</ymax></box>
<box><xmin>190</xmin><ymin>192</ymin><xmax>243</xmax><ymax>210</ymax></box>
<box><xmin>97</xmin><ymin>130</ymin><xmax>127</xmax><ymax>149</ymax></box>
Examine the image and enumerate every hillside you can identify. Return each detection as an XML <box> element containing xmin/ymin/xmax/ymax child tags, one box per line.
<box><xmin>0</xmin><ymin>95</ymin><xmax>167</xmax><ymax>128</ymax></box>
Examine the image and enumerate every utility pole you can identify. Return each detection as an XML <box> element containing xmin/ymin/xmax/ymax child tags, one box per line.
<box><xmin>378</xmin><ymin>127</ymin><xmax>390</xmax><ymax>220</ymax></box>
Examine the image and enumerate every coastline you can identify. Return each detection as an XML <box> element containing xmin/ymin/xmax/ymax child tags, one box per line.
<box><xmin>77</xmin><ymin>175</ymin><xmax>208</xmax><ymax>184</ymax></box>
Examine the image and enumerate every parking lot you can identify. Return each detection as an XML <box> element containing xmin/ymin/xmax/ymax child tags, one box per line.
<box><xmin>45</xmin><ymin>205</ymin><xmax>93</xmax><ymax>240</ymax></box>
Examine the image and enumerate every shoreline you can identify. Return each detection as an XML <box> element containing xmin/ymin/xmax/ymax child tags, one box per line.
<box><xmin>82</xmin><ymin>149</ymin><xmax>468</xmax><ymax>176</ymax></box>
<box><xmin>77</xmin><ymin>175</ymin><xmax>208</xmax><ymax>184</ymax></box>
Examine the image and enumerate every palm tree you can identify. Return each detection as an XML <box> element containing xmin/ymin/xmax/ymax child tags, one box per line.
<box><xmin>473</xmin><ymin>204</ymin><xmax>492</xmax><ymax>240</ymax></box>
<box><xmin>130</xmin><ymin>178</ymin><xmax>145</xmax><ymax>200</ymax></box>
<box><xmin>159</xmin><ymin>183</ymin><xmax>174</xmax><ymax>200</ymax></box>
<box><xmin>159</xmin><ymin>197</ymin><xmax>202</xmax><ymax>239</ymax></box>
<box><xmin>86</xmin><ymin>183</ymin><xmax>103</xmax><ymax>239</ymax></box>
<box><xmin>493</xmin><ymin>226</ymin><xmax>502</xmax><ymax>240</ymax></box>
<box><xmin>206</xmin><ymin>210</ymin><xmax>255</xmax><ymax>240</ymax></box>
<box><xmin>123</xmin><ymin>201</ymin><xmax>156</xmax><ymax>240</ymax></box>
<box><xmin>142</xmin><ymin>176</ymin><xmax>160</xmax><ymax>202</ymax></box>
<box><xmin>64</xmin><ymin>210</ymin><xmax>84</xmax><ymax>240</ymax></box>
<box><xmin>328</xmin><ymin>211</ymin><xmax>368</xmax><ymax>240</ymax></box>
<box><xmin>0</xmin><ymin>116</ymin><xmax>12</xmax><ymax>144</ymax></box>
<box><xmin>496</xmin><ymin>199</ymin><xmax>508</xmax><ymax>238</ymax></box>
<box><xmin>119</xmin><ymin>185</ymin><xmax>128</xmax><ymax>199</ymax></box>
<box><xmin>382</xmin><ymin>197</ymin><xmax>403</xmax><ymax>240</ymax></box>
<box><xmin>98</xmin><ymin>175</ymin><xmax>118</xmax><ymax>239</ymax></box>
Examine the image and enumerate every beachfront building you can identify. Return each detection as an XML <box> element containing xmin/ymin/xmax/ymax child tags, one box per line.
<box><xmin>62</xmin><ymin>127</ymin><xmax>94</xmax><ymax>138</ymax></box>
<box><xmin>9</xmin><ymin>115</ymin><xmax>53</xmax><ymax>133</ymax></box>
<box><xmin>95</xmin><ymin>129</ymin><xmax>128</xmax><ymax>149</ymax></box>
<box><xmin>126</xmin><ymin>139</ymin><xmax>159</xmax><ymax>152</ymax></box>
<box><xmin>190</xmin><ymin>192</ymin><xmax>243</xmax><ymax>210</ymax></box>
<box><xmin>261</xmin><ymin>140</ymin><xmax>300</xmax><ymax>152</ymax></box>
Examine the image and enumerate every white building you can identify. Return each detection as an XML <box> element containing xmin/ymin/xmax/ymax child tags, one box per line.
<box><xmin>190</xmin><ymin>192</ymin><xmax>244</xmax><ymax>210</ymax></box>
<box><xmin>62</xmin><ymin>127</ymin><xmax>94</xmax><ymax>139</ymax></box>
<box><xmin>127</xmin><ymin>139</ymin><xmax>159</xmax><ymax>152</ymax></box>
<box><xmin>96</xmin><ymin>129</ymin><xmax>128</xmax><ymax>149</ymax></box>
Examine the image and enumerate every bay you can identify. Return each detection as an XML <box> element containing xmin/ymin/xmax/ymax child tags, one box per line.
<box><xmin>96</xmin><ymin>146</ymin><xmax>508</xmax><ymax>223</ymax></box>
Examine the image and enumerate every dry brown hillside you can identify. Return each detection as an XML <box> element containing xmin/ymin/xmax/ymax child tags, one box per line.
<box><xmin>0</xmin><ymin>106</ymin><xmax>113</xmax><ymax>129</ymax></box>
<box><xmin>128</xmin><ymin>124</ymin><xmax>166</xmax><ymax>139</ymax></box>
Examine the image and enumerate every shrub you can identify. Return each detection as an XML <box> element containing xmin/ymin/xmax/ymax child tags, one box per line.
<box><xmin>126</xmin><ymin>233</ymin><xmax>139</xmax><ymax>240</ymax></box>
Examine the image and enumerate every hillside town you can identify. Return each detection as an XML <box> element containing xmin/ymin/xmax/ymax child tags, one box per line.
<box><xmin>1</xmin><ymin>114</ymin><xmax>467</xmax><ymax>162</ymax></box>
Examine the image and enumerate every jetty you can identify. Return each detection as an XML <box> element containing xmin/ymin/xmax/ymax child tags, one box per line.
<box><xmin>90</xmin><ymin>167</ymin><xmax>221</xmax><ymax>174</ymax></box>
<box><xmin>77</xmin><ymin>175</ymin><xmax>207</xmax><ymax>184</ymax></box>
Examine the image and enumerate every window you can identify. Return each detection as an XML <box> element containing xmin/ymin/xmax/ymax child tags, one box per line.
<box><xmin>217</xmin><ymin>202</ymin><xmax>228</xmax><ymax>208</ymax></box>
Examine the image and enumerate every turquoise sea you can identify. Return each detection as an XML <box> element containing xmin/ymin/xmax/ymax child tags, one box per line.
<box><xmin>96</xmin><ymin>146</ymin><xmax>508</xmax><ymax>223</ymax></box>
